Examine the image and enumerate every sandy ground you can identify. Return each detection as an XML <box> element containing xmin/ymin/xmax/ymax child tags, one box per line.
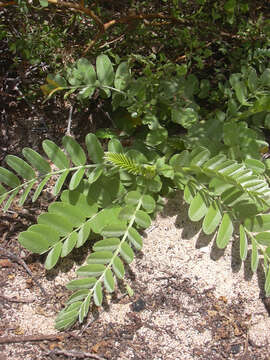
<box><xmin>1</xmin><ymin>193</ymin><xmax>270</xmax><ymax>359</ymax></box>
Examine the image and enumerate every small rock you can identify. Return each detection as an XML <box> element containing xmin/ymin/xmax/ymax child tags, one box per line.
<box><xmin>248</xmin><ymin>318</ymin><xmax>270</xmax><ymax>347</ymax></box>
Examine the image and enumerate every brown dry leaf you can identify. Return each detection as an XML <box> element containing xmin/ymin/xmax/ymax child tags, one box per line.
<box><xmin>14</xmin><ymin>327</ymin><xmax>24</xmax><ymax>335</ymax></box>
<box><xmin>92</xmin><ymin>340</ymin><xmax>108</xmax><ymax>353</ymax></box>
<box><xmin>0</xmin><ymin>259</ymin><xmax>13</xmax><ymax>268</ymax></box>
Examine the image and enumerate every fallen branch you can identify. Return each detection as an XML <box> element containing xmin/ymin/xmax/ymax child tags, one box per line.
<box><xmin>0</xmin><ymin>294</ymin><xmax>34</xmax><ymax>303</ymax></box>
<box><xmin>46</xmin><ymin>348</ymin><xmax>106</xmax><ymax>360</ymax></box>
<box><xmin>0</xmin><ymin>333</ymin><xmax>65</xmax><ymax>344</ymax></box>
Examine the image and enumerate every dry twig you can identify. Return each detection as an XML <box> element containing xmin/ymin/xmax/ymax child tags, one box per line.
<box><xmin>46</xmin><ymin>348</ymin><xmax>106</xmax><ymax>360</ymax></box>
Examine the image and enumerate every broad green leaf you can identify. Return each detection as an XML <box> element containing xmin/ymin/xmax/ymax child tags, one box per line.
<box><xmin>55</xmin><ymin>311</ymin><xmax>79</xmax><ymax>330</ymax></box>
<box><xmin>76</xmin><ymin>221</ymin><xmax>92</xmax><ymax>248</ymax></box>
<box><xmin>77</xmin><ymin>264</ymin><xmax>106</xmax><ymax>277</ymax></box>
<box><xmin>221</xmin><ymin>187</ymin><xmax>244</xmax><ymax>206</ymax></box>
<box><xmin>18</xmin><ymin>231</ymin><xmax>51</xmax><ymax>253</ymax></box>
<box><xmin>0</xmin><ymin>193</ymin><xmax>8</xmax><ymax>207</ymax></box>
<box><xmin>184</xmin><ymin>182</ymin><xmax>196</xmax><ymax>204</ymax></box>
<box><xmin>265</xmin><ymin>268</ymin><xmax>270</xmax><ymax>296</ymax></box>
<box><xmin>85</xmin><ymin>134</ymin><xmax>104</xmax><ymax>163</ymax></box>
<box><xmin>88</xmin><ymin>165</ymin><xmax>104</xmax><ymax>184</ymax></box>
<box><xmin>234</xmin><ymin>81</ymin><xmax>248</xmax><ymax>105</ymax></box>
<box><xmin>61</xmin><ymin>190</ymin><xmax>98</xmax><ymax>218</ymax></box>
<box><xmin>251</xmin><ymin>238</ymin><xmax>259</xmax><ymax>272</ymax></box>
<box><xmin>66</xmin><ymin>277</ymin><xmax>97</xmax><ymax>290</ymax></box>
<box><xmin>23</xmin><ymin>147</ymin><xmax>51</xmax><ymax>174</ymax></box>
<box><xmin>169</xmin><ymin>151</ymin><xmax>190</xmax><ymax>171</ymax></box>
<box><xmin>66</xmin><ymin>289</ymin><xmax>89</xmax><ymax>305</ymax></box>
<box><xmin>69</xmin><ymin>167</ymin><xmax>85</xmax><ymax>190</ymax></box>
<box><xmin>45</xmin><ymin>242</ymin><xmax>62</xmax><ymax>270</ymax></box>
<box><xmin>112</xmin><ymin>256</ymin><xmax>125</xmax><ymax>279</ymax></box>
<box><xmin>19</xmin><ymin>180</ymin><xmax>36</xmax><ymax>206</ymax></box>
<box><xmin>216</xmin><ymin>213</ymin><xmax>233</xmax><ymax>249</ymax></box>
<box><xmin>127</xmin><ymin>227</ymin><xmax>143</xmax><ymax>250</ymax></box>
<box><xmin>89</xmin><ymin>207</ymin><xmax>121</xmax><ymax>234</ymax></box>
<box><xmin>93</xmin><ymin>238</ymin><xmax>120</xmax><ymax>252</ymax></box>
<box><xmin>244</xmin><ymin>214</ymin><xmax>270</xmax><ymax>232</ymax></box>
<box><xmin>53</xmin><ymin>169</ymin><xmax>69</xmax><ymax>196</ymax></box>
<box><xmin>28</xmin><ymin>224</ymin><xmax>60</xmax><ymax>246</ymax></box>
<box><xmin>42</xmin><ymin>140</ymin><xmax>70</xmax><ymax>170</ymax></box>
<box><xmin>120</xmin><ymin>241</ymin><xmax>134</xmax><ymax>264</ymax></box>
<box><xmin>188</xmin><ymin>191</ymin><xmax>208</xmax><ymax>222</ymax></box>
<box><xmin>114</xmin><ymin>61</ymin><xmax>130</xmax><ymax>90</ymax></box>
<box><xmin>79</xmin><ymin>293</ymin><xmax>91</xmax><ymax>323</ymax></box>
<box><xmin>118</xmin><ymin>205</ymin><xmax>136</xmax><ymax>221</ymax></box>
<box><xmin>76</xmin><ymin>58</ymin><xmax>96</xmax><ymax>84</ymax></box>
<box><xmin>61</xmin><ymin>232</ymin><xmax>78</xmax><ymax>257</ymax></box>
<box><xmin>0</xmin><ymin>183</ymin><xmax>6</xmax><ymax>195</ymax></box>
<box><xmin>244</xmin><ymin>158</ymin><xmax>265</xmax><ymax>174</ymax></box>
<box><xmin>125</xmin><ymin>191</ymin><xmax>141</xmax><ymax>205</ymax></box>
<box><xmin>146</xmin><ymin>128</ymin><xmax>168</xmax><ymax>146</ymax></box>
<box><xmin>87</xmin><ymin>251</ymin><xmax>113</xmax><ymax>264</ymax></box>
<box><xmin>104</xmin><ymin>269</ymin><xmax>115</xmax><ymax>293</ymax></box>
<box><xmin>108</xmin><ymin>138</ymin><xmax>124</xmax><ymax>153</ymax></box>
<box><xmin>254</xmin><ymin>232</ymin><xmax>270</xmax><ymax>247</ymax></box>
<box><xmin>96</xmin><ymin>54</ymin><xmax>114</xmax><ymax>86</ymax></box>
<box><xmin>261</xmin><ymin>68</ymin><xmax>270</xmax><ymax>86</ymax></box>
<box><xmin>141</xmin><ymin>194</ymin><xmax>156</xmax><ymax>213</ymax></box>
<box><xmin>38</xmin><ymin>213</ymin><xmax>73</xmax><ymax>236</ymax></box>
<box><xmin>101</xmin><ymin>223</ymin><xmax>126</xmax><ymax>237</ymax></box>
<box><xmin>0</xmin><ymin>167</ymin><xmax>20</xmax><ymax>188</ymax></box>
<box><xmin>171</xmin><ymin>107</ymin><xmax>198</xmax><ymax>129</ymax></box>
<box><xmin>32</xmin><ymin>175</ymin><xmax>50</xmax><ymax>202</ymax></box>
<box><xmin>93</xmin><ymin>281</ymin><xmax>103</xmax><ymax>306</ymax></box>
<box><xmin>202</xmin><ymin>201</ymin><xmax>222</xmax><ymax>235</ymax></box>
<box><xmin>49</xmin><ymin>202</ymin><xmax>85</xmax><ymax>226</ymax></box>
<box><xmin>248</xmin><ymin>68</ymin><xmax>258</xmax><ymax>92</ymax></box>
<box><xmin>5</xmin><ymin>155</ymin><xmax>35</xmax><ymax>180</ymax></box>
<box><xmin>62</xmin><ymin>136</ymin><xmax>86</xmax><ymax>166</ymax></box>
<box><xmin>239</xmin><ymin>224</ymin><xmax>248</xmax><ymax>261</ymax></box>
<box><xmin>135</xmin><ymin>210</ymin><xmax>151</xmax><ymax>228</ymax></box>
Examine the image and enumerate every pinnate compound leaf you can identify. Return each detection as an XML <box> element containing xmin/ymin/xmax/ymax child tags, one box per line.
<box><xmin>87</xmin><ymin>251</ymin><xmax>113</xmax><ymax>264</ymax></box>
<box><xmin>108</xmin><ymin>138</ymin><xmax>124</xmax><ymax>153</ymax></box>
<box><xmin>61</xmin><ymin>232</ymin><xmax>78</xmax><ymax>257</ymax></box>
<box><xmin>93</xmin><ymin>281</ymin><xmax>103</xmax><ymax>306</ymax></box>
<box><xmin>120</xmin><ymin>241</ymin><xmax>134</xmax><ymax>264</ymax></box>
<box><xmin>5</xmin><ymin>155</ymin><xmax>35</xmax><ymax>180</ymax></box>
<box><xmin>66</xmin><ymin>277</ymin><xmax>97</xmax><ymax>290</ymax></box>
<box><xmin>184</xmin><ymin>182</ymin><xmax>197</xmax><ymax>204</ymax></box>
<box><xmin>0</xmin><ymin>167</ymin><xmax>20</xmax><ymax>188</ymax></box>
<box><xmin>85</xmin><ymin>134</ymin><xmax>104</xmax><ymax>164</ymax></box>
<box><xmin>239</xmin><ymin>224</ymin><xmax>248</xmax><ymax>261</ymax></box>
<box><xmin>69</xmin><ymin>167</ymin><xmax>85</xmax><ymax>190</ymax></box>
<box><xmin>216</xmin><ymin>213</ymin><xmax>233</xmax><ymax>249</ymax></box>
<box><xmin>188</xmin><ymin>191</ymin><xmax>208</xmax><ymax>222</ymax></box>
<box><xmin>104</xmin><ymin>269</ymin><xmax>115</xmax><ymax>293</ymax></box>
<box><xmin>76</xmin><ymin>221</ymin><xmax>92</xmax><ymax>248</ymax></box>
<box><xmin>127</xmin><ymin>227</ymin><xmax>143</xmax><ymax>250</ymax></box>
<box><xmin>23</xmin><ymin>147</ymin><xmax>51</xmax><ymax>174</ymax></box>
<box><xmin>62</xmin><ymin>136</ymin><xmax>86</xmax><ymax>166</ymax></box>
<box><xmin>53</xmin><ymin>169</ymin><xmax>69</xmax><ymax>196</ymax></box>
<box><xmin>28</xmin><ymin>224</ymin><xmax>59</xmax><ymax>246</ymax></box>
<box><xmin>3</xmin><ymin>188</ymin><xmax>19</xmax><ymax>212</ymax></box>
<box><xmin>135</xmin><ymin>210</ymin><xmax>151</xmax><ymax>228</ymax></box>
<box><xmin>118</xmin><ymin>205</ymin><xmax>136</xmax><ymax>221</ymax></box>
<box><xmin>202</xmin><ymin>201</ymin><xmax>222</xmax><ymax>235</ymax></box>
<box><xmin>32</xmin><ymin>175</ymin><xmax>50</xmax><ymax>202</ymax></box>
<box><xmin>245</xmin><ymin>158</ymin><xmax>265</xmax><ymax>174</ymax></box>
<box><xmin>114</xmin><ymin>61</ymin><xmax>130</xmax><ymax>90</ymax></box>
<box><xmin>42</xmin><ymin>140</ymin><xmax>69</xmax><ymax>170</ymax></box>
<box><xmin>55</xmin><ymin>304</ymin><xmax>80</xmax><ymax>330</ymax></box>
<box><xmin>251</xmin><ymin>238</ymin><xmax>259</xmax><ymax>272</ymax></box>
<box><xmin>38</xmin><ymin>213</ymin><xmax>73</xmax><ymax>236</ymax></box>
<box><xmin>112</xmin><ymin>256</ymin><xmax>125</xmax><ymax>279</ymax></box>
<box><xmin>88</xmin><ymin>165</ymin><xmax>104</xmax><ymax>184</ymax></box>
<box><xmin>190</xmin><ymin>147</ymin><xmax>210</xmax><ymax>167</ymax></box>
<box><xmin>93</xmin><ymin>238</ymin><xmax>120</xmax><ymax>252</ymax></box>
<box><xmin>79</xmin><ymin>294</ymin><xmax>91</xmax><ymax>323</ymax></box>
<box><xmin>45</xmin><ymin>242</ymin><xmax>62</xmax><ymax>270</ymax></box>
<box><xmin>18</xmin><ymin>231</ymin><xmax>52</xmax><ymax>254</ymax></box>
<box><xmin>244</xmin><ymin>215</ymin><xmax>270</xmax><ymax>232</ymax></box>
